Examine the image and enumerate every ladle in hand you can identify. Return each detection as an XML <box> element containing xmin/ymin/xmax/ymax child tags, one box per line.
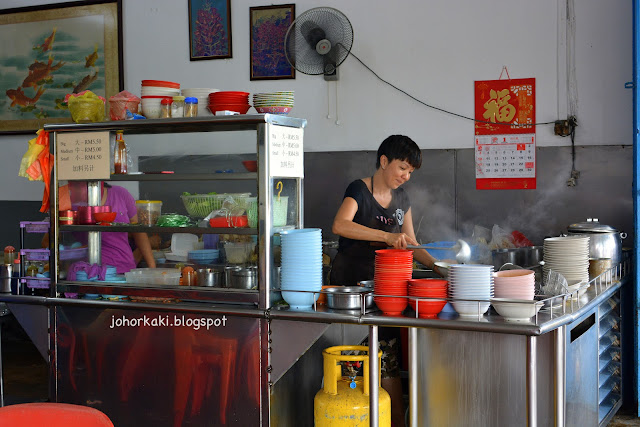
<box><xmin>408</xmin><ymin>239</ymin><xmax>472</xmax><ymax>264</ymax></box>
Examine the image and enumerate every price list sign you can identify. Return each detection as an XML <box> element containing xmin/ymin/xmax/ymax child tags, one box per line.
<box><xmin>268</xmin><ymin>125</ymin><xmax>304</xmax><ymax>178</ymax></box>
<box><xmin>474</xmin><ymin>78</ymin><xmax>536</xmax><ymax>190</ymax></box>
<box><xmin>56</xmin><ymin>131</ymin><xmax>110</xmax><ymax>181</ymax></box>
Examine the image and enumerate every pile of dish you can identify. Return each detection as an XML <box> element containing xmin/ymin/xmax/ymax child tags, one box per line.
<box><xmin>187</xmin><ymin>249</ymin><xmax>220</xmax><ymax>264</ymax></box>
<box><xmin>140</xmin><ymin>80</ymin><xmax>180</xmax><ymax>119</ymax></box>
<box><xmin>491</xmin><ymin>269</ymin><xmax>543</xmax><ymax>321</ymax></box>
<box><xmin>408</xmin><ymin>278</ymin><xmax>448</xmax><ymax>318</ymax></box>
<box><xmin>543</xmin><ymin>236</ymin><xmax>590</xmax><ymax>294</ymax></box>
<box><xmin>373</xmin><ymin>249</ymin><xmax>413</xmax><ymax>316</ymax></box>
<box><xmin>182</xmin><ymin>88</ymin><xmax>219</xmax><ymax>116</ymax></box>
<box><xmin>252</xmin><ymin>91</ymin><xmax>294</xmax><ymax>115</ymax></box>
<box><xmin>208</xmin><ymin>91</ymin><xmax>251</xmax><ymax>115</ymax></box>
<box><xmin>448</xmin><ymin>264</ymin><xmax>494</xmax><ymax>317</ymax></box>
<box><xmin>280</xmin><ymin>228</ymin><xmax>322</xmax><ymax>309</ymax></box>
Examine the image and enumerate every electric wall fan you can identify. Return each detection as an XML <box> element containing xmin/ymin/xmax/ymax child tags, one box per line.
<box><xmin>284</xmin><ymin>7</ymin><xmax>354</xmax><ymax>80</ymax></box>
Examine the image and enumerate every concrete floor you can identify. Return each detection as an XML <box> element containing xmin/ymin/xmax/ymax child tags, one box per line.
<box><xmin>0</xmin><ymin>312</ymin><xmax>638</xmax><ymax>426</ymax></box>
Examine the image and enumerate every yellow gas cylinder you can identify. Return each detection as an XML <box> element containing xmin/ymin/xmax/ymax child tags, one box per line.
<box><xmin>314</xmin><ymin>345</ymin><xmax>391</xmax><ymax>426</ymax></box>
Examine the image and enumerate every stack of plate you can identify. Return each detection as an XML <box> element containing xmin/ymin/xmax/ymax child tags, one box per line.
<box><xmin>187</xmin><ymin>249</ymin><xmax>220</xmax><ymax>264</ymax></box>
<box><xmin>280</xmin><ymin>228</ymin><xmax>322</xmax><ymax>309</ymax></box>
<box><xmin>208</xmin><ymin>91</ymin><xmax>250</xmax><ymax>114</ymax></box>
<box><xmin>252</xmin><ymin>91</ymin><xmax>294</xmax><ymax>115</ymax></box>
<box><xmin>181</xmin><ymin>88</ymin><xmax>219</xmax><ymax>116</ymax></box>
<box><xmin>543</xmin><ymin>236</ymin><xmax>590</xmax><ymax>287</ymax></box>
<box><xmin>448</xmin><ymin>264</ymin><xmax>494</xmax><ymax>317</ymax></box>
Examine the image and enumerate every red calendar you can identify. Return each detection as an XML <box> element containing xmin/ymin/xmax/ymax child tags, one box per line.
<box><xmin>474</xmin><ymin>78</ymin><xmax>536</xmax><ymax>190</ymax></box>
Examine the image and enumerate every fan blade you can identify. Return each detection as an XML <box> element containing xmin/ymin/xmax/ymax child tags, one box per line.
<box><xmin>300</xmin><ymin>20</ymin><xmax>327</xmax><ymax>51</ymax></box>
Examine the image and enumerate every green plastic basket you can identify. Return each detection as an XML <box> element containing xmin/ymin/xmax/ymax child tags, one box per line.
<box><xmin>180</xmin><ymin>193</ymin><xmax>251</xmax><ymax>218</ymax></box>
<box><xmin>247</xmin><ymin>196</ymin><xmax>288</xmax><ymax>227</ymax></box>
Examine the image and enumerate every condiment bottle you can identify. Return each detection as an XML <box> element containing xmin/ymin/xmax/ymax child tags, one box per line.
<box><xmin>113</xmin><ymin>130</ymin><xmax>128</xmax><ymax>174</ymax></box>
<box><xmin>3</xmin><ymin>246</ymin><xmax>16</xmax><ymax>265</ymax></box>
<box><xmin>160</xmin><ymin>98</ymin><xmax>172</xmax><ymax>118</ymax></box>
<box><xmin>171</xmin><ymin>96</ymin><xmax>185</xmax><ymax>118</ymax></box>
<box><xmin>184</xmin><ymin>97</ymin><xmax>198</xmax><ymax>117</ymax></box>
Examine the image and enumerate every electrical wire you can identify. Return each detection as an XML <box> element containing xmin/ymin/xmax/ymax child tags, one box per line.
<box><xmin>348</xmin><ymin>50</ymin><xmax>557</xmax><ymax>128</ymax></box>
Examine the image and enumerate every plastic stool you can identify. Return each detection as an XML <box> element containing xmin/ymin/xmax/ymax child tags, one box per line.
<box><xmin>0</xmin><ymin>402</ymin><xmax>113</xmax><ymax>426</ymax></box>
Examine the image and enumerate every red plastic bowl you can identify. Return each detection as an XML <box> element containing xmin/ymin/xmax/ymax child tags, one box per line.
<box><xmin>208</xmin><ymin>104</ymin><xmax>251</xmax><ymax>114</ymax></box>
<box><xmin>409</xmin><ymin>298</ymin><xmax>447</xmax><ymax>318</ymax></box>
<box><xmin>94</xmin><ymin>212</ymin><xmax>117</xmax><ymax>224</ymax></box>
<box><xmin>242</xmin><ymin>160</ymin><xmax>258</xmax><ymax>172</ymax></box>
<box><xmin>374</xmin><ymin>297</ymin><xmax>408</xmax><ymax>316</ymax></box>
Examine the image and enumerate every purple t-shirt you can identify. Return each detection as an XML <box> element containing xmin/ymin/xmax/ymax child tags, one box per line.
<box><xmin>101</xmin><ymin>185</ymin><xmax>137</xmax><ymax>273</ymax></box>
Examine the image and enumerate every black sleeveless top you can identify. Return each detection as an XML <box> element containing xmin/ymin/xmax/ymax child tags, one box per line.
<box><xmin>330</xmin><ymin>179</ymin><xmax>411</xmax><ymax>286</ymax></box>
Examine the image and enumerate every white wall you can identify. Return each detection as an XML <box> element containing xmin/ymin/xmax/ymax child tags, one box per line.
<box><xmin>0</xmin><ymin>0</ymin><xmax>632</xmax><ymax>200</ymax></box>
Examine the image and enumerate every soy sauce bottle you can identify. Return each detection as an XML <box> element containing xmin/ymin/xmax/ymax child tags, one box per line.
<box><xmin>114</xmin><ymin>130</ymin><xmax>128</xmax><ymax>174</ymax></box>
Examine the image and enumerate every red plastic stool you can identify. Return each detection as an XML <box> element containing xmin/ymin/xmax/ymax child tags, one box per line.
<box><xmin>0</xmin><ymin>403</ymin><xmax>113</xmax><ymax>426</ymax></box>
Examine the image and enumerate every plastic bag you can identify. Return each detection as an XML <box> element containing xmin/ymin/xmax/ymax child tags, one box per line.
<box><xmin>66</xmin><ymin>90</ymin><xmax>105</xmax><ymax>123</ymax></box>
<box><xmin>108</xmin><ymin>90</ymin><xmax>140</xmax><ymax>120</ymax></box>
<box><xmin>488</xmin><ymin>224</ymin><xmax>515</xmax><ymax>250</ymax></box>
<box><xmin>18</xmin><ymin>132</ymin><xmax>46</xmax><ymax>180</ymax></box>
<box><xmin>541</xmin><ymin>270</ymin><xmax>569</xmax><ymax>296</ymax></box>
<box><xmin>511</xmin><ymin>230</ymin><xmax>533</xmax><ymax>247</ymax></box>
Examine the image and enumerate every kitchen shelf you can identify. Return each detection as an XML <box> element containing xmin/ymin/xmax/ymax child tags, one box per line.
<box><xmin>598</xmin><ymin>291</ymin><xmax>622</xmax><ymax>425</ymax></box>
<box><xmin>59</xmin><ymin>224</ymin><xmax>258</xmax><ymax>235</ymax></box>
<box><xmin>108</xmin><ymin>172</ymin><xmax>257</xmax><ymax>181</ymax></box>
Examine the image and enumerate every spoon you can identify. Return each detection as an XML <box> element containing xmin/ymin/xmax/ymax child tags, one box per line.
<box><xmin>408</xmin><ymin>239</ymin><xmax>472</xmax><ymax>264</ymax></box>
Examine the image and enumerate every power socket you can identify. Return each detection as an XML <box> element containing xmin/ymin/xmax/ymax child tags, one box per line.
<box><xmin>554</xmin><ymin>120</ymin><xmax>572</xmax><ymax>136</ymax></box>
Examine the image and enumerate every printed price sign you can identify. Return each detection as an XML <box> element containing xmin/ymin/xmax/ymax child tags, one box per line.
<box><xmin>56</xmin><ymin>131</ymin><xmax>110</xmax><ymax>180</ymax></box>
<box><xmin>268</xmin><ymin>125</ymin><xmax>304</xmax><ymax>178</ymax></box>
<box><xmin>474</xmin><ymin>78</ymin><xmax>536</xmax><ymax>189</ymax></box>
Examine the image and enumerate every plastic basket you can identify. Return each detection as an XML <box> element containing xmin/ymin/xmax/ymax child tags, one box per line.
<box><xmin>21</xmin><ymin>221</ymin><xmax>49</xmax><ymax>233</ymax></box>
<box><xmin>20</xmin><ymin>249</ymin><xmax>50</xmax><ymax>261</ymax></box>
<box><xmin>180</xmin><ymin>193</ymin><xmax>251</xmax><ymax>218</ymax></box>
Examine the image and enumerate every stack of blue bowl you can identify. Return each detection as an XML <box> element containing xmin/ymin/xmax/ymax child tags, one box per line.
<box><xmin>188</xmin><ymin>249</ymin><xmax>220</xmax><ymax>264</ymax></box>
<box><xmin>280</xmin><ymin>228</ymin><xmax>322</xmax><ymax>309</ymax></box>
<box><xmin>99</xmin><ymin>265</ymin><xmax>126</xmax><ymax>300</ymax></box>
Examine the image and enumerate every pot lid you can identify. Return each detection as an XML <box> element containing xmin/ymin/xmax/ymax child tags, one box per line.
<box><xmin>568</xmin><ymin>218</ymin><xmax>618</xmax><ymax>233</ymax></box>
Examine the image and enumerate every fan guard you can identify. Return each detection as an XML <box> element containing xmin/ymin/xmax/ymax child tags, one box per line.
<box><xmin>284</xmin><ymin>7</ymin><xmax>354</xmax><ymax>76</ymax></box>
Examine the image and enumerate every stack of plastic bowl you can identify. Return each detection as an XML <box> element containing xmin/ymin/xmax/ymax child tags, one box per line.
<box><xmin>373</xmin><ymin>249</ymin><xmax>413</xmax><ymax>316</ymax></box>
<box><xmin>280</xmin><ymin>228</ymin><xmax>322</xmax><ymax>309</ymax></box>
<box><xmin>407</xmin><ymin>278</ymin><xmax>448</xmax><ymax>318</ymax></box>
<box><xmin>140</xmin><ymin>80</ymin><xmax>180</xmax><ymax>119</ymax></box>
<box><xmin>208</xmin><ymin>91</ymin><xmax>251</xmax><ymax>115</ymax></box>
<box><xmin>448</xmin><ymin>264</ymin><xmax>494</xmax><ymax>317</ymax></box>
<box><xmin>181</xmin><ymin>88</ymin><xmax>219</xmax><ymax>116</ymax></box>
<box><xmin>543</xmin><ymin>236</ymin><xmax>590</xmax><ymax>295</ymax></box>
<box><xmin>187</xmin><ymin>249</ymin><xmax>220</xmax><ymax>265</ymax></box>
<box><xmin>493</xmin><ymin>269</ymin><xmax>535</xmax><ymax>299</ymax></box>
<box><xmin>252</xmin><ymin>91</ymin><xmax>294</xmax><ymax>115</ymax></box>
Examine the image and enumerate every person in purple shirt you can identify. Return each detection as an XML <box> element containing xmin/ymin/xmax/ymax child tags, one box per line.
<box><xmin>100</xmin><ymin>183</ymin><xmax>156</xmax><ymax>273</ymax></box>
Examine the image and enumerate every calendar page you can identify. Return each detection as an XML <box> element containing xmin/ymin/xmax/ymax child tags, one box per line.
<box><xmin>475</xmin><ymin>134</ymin><xmax>536</xmax><ymax>189</ymax></box>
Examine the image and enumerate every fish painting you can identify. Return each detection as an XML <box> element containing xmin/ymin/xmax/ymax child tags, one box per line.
<box><xmin>33</xmin><ymin>27</ymin><xmax>57</xmax><ymax>53</ymax></box>
<box><xmin>85</xmin><ymin>44</ymin><xmax>99</xmax><ymax>68</ymax></box>
<box><xmin>22</xmin><ymin>56</ymin><xmax>65</xmax><ymax>88</ymax></box>
<box><xmin>6</xmin><ymin>86</ymin><xmax>46</xmax><ymax>107</ymax></box>
<box><xmin>73</xmin><ymin>70</ymin><xmax>98</xmax><ymax>93</ymax></box>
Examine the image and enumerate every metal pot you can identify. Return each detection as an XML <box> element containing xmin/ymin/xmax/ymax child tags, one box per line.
<box><xmin>227</xmin><ymin>266</ymin><xmax>257</xmax><ymax>290</ymax></box>
<box><xmin>491</xmin><ymin>246</ymin><xmax>543</xmax><ymax>270</ymax></box>
<box><xmin>567</xmin><ymin>218</ymin><xmax>625</xmax><ymax>266</ymax></box>
<box><xmin>325</xmin><ymin>286</ymin><xmax>373</xmax><ymax>309</ymax></box>
<box><xmin>196</xmin><ymin>268</ymin><xmax>223</xmax><ymax>287</ymax></box>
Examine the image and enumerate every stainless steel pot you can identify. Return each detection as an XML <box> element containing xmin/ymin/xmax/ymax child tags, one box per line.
<box><xmin>567</xmin><ymin>218</ymin><xmax>625</xmax><ymax>266</ymax></box>
<box><xmin>491</xmin><ymin>246</ymin><xmax>543</xmax><ymax>271</ymax></box>
<box><xmin>325</xmin><ymin>286</ymin><xmax>373</xmax><ymax>309</ymax></box>
<box><xmin>196</xmin><ymin>268</ymin><xmax>223</xmax><ymax>287</ymax></box>
<box><xmin>0</xmin><ymin>264</ymin><xmax>11</xmax><ymax>293</ymax></box>
<box><xmin>227</xmin><ymin>266</ymin><xmax>257</xmax><ymax>290</ymax></box>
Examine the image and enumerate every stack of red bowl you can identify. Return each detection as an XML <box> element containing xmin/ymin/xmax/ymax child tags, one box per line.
<box><xmin>208</xmin><ymin>91</ymin><xmax>251</xmax><ymax>114</ymax></box>
<box><xmin>408</xmin><ymin>279</ymin><xmax>448</xmax><ymax>318</ymax></box>
<box><xmin>373</xmin><ymin>249</ymin><xmax>413</xmax><ymax>316</ymax></box>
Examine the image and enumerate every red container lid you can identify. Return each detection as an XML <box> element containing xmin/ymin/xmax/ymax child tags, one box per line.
<box><xmin>161</xmin><ymin>98</ymin><xmax>173</xmax><ymax>105</ymax></box>
<box><xmin>141</xmin><ymin>79</ymin><xmax>180</xmax><ymax>88</ymax></box>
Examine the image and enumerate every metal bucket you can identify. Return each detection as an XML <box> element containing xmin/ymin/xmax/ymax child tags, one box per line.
<box><xmin>0</xmin><ymin>264</ymin><xmax>12</xmax><ymax>293</ymax></box>
<box><xmin>491</xmin><ymin>246</ymin><xmax>543</xmax><ymax>270</ymax></box>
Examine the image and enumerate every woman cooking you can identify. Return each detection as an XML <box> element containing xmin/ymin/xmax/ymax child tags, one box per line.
<box><xmin>330</xmin><ymin>134</ymin><xmax>442</xmax><ymax>427</ymax></box>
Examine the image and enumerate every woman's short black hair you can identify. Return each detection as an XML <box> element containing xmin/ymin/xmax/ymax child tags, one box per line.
<box><xmin>376</xmin><ymin>135</ymin><xmax>422</xmax><ymax>169</ymax></box>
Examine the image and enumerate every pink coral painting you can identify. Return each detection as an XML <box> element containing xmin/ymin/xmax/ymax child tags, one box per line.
<box><xmin>250</xmin><ymin>4</ymin><xmax>295</xmax><ymax>80</ymax></box>
<box><xmin>188</xmin><ymin>0</ymin><xmax>232</xmax><ymax>60</ymax></box>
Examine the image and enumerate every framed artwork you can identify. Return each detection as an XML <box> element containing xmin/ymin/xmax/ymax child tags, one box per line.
<box><xmin>0</xmin><ymin>0</ymin><xmax>123</xmax><ymax>134</ymax></box>
<box><xmin>250</xmin><ymin>4</ymin><xmax>295</xmax><ymax>80</ymax></box>
<box><xmin>188</xmin><ymin>0</ymin><xmax>232</xmax><ymax>61</ymax></box>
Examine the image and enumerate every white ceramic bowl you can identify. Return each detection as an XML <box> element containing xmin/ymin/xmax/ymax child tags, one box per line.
<box><xmin>141</xmin><ymin>98</ymin><xmax>163</xmax><ymax>119</ymax></box>
<box><xmin>491</xmin><ymin>298</ymin><xmax>543</xmax><ymax>321</ymax></box>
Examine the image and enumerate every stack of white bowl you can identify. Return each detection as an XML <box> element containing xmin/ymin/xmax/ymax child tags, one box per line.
<box><xmin>543</xmin><ymin>236</ymin><xmax>590</xmax><ymax>294</ymax></box>
<box><xmin>140</xmin><ymin>80</ymin><xmax>180</xmax><ymax>119</ymax></box>
<box><xmin>448</xmin><ymin>264</ymin><xmax>494</xmax><ymax>317</ymax></box>
<box><xmin>181</xmin><ymin>88</ymin><xmax>220</xmax><ymax>116</ymax></box>
<box><xmin>279</xmin><ymin>228</ymin><xmax>322</xmax><ymax>309</ymax></box>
